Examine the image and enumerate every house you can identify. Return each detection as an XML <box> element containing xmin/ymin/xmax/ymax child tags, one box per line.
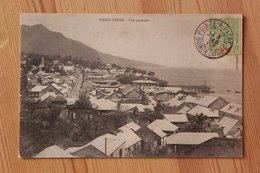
<box><xmin>165</xmin><ymin>132</ymin><xmax>219</xmax><ymax>153</ymax></box>
<box><xmin>154</xmin><ymin>91</ymin><xmax>174</xmax><ymax>102</ymax></box>
<box><xmin>147</xmin><ymin>119</ymin><xmax>179</xmax><ymax>146</ymax></box>
<box><xmin>197</xmin><ymin>95</ymin><xmax>228</xmax><ymax>110</ymax></box>
<box><xmin>117</xmin><ymin>122</ymin><xmax>142</xmax><ymax>156</ymax></box>
<box><xmin>63</xmin><ymin>65</ymin><xmax>74</xmax><ymax>72</ymax></box>
<box><xmin>50</xmin><ymin>96</ymin><xmax>67</xmax><ymax>108</ymax></box>
<box><xmin>132</xmin><ymin>80</ymin><xmax>158</xmax><ymax>89</ymax></box>
<box><xmin>136</xmin><ymin>126</ymin><xmax>161</xmax><ymax>153</ymax></box>
<box><xmin>90</xmin><ymin>97</ymin><xmax>118</xmax><ymax>115</ymax></box>
<box><xmin>177</xmin><ymin>106</ymin><xmax>191</xmax><ymax>114</ymax></box>
<box><xmin>67</xmin><ymin>101</ymin><xmax>96</xmax><ymax>121</ymax></box>
<box><xmin>163</xmin><ymin>114</ymin><xmax>188</xmax><ymax>128</ymax></box>
<box><xmin>219</xmin><ymin>102</ymin><xmax>242</xmax><ymax>122</ymax></box>
<box><xmin>187</xmin><ymin>105</ymin><xmax>219</xmax><ymax>121</ymax></box>
<box><xmin>95</xmin><ymin>87</ymin><xmax>111</xmax><ymax>99</ymax></box>
<box><xmin>121</xmin><ymin>88</ymin><xmax>143</xmax><ymax>103</ymax></box>
<box><xmin>218</xmin><ymin>117</ymin><xmax>241</xmax><ymax>138</ymax></box>
<box><xmin>39</xmin><ymin>92</ymin><xmax>57</xmax><ymax>101</ymax></box>
<box><xmin>66</xmin><ymin>133</ymin><xmax>126</xmax><ymax>157</ymax></box>
<box><xmin>34</xmin><ymin>145</ymin><xmax>75</xmax><ymax>158</ymax></box>
<box><xmin>164</xmin><ymin>98</ymin><xmax>185</xmax><ymax>113</ymax></box>
<box><xmin>29</xmin><ymin>83</ymin><xmax>63</xmax><ymax>98</ymax></box>
<box><xmin>91</xmin><ymin>79</ymin><xmax>117</xmax><ymax>86</ymax></box>
<box><xmin>120</xmin><ymin>103</ymin><xmax>154</xmax><ymax>113</ymax></box>
<box><xmin>182</xmin><ymin>137</ymin><xmax>242</xmax><ymax>157</ymax></box>
<box><xmin>105</xmin><ymin>90</ymin><xmax>122</xmax><ymax>102</ymax></box>
<box><xmin>163</xmin><ymin>87</ymin><xmax>182</xmax><ymax>94</ymax></box>
<box><xmin>184</xmin><ymin>95</ymin><xmax>199</xmax><ymax>107</ymax></box>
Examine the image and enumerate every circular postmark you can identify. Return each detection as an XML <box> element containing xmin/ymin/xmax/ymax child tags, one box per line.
<box><xmin>194</xmin><ymin>19</ymin><xmax>233</xmax><ymax>59</ymax></box>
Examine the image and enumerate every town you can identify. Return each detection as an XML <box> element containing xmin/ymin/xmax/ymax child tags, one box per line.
<box><xmin>20</xmin><ymin>53</ymin><xmax>242</xmax><ymax>157</ymax></box>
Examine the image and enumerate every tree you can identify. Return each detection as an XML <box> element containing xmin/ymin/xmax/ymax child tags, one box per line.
<box><xmin>74</xmin><ymin>92</ymin><xmax>92</xmax><ymax>108</ymax></box>
<box><xmin>147</xmin><ymin>71</ymin><xmax>155</xmax><ymax>76</ymax></box>
<box><xmin>185</xmin><ymin>114</ymin><xmax>210</xmax><ymax>132</ymax></box>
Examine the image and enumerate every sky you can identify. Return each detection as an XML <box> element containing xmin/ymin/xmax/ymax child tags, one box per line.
<box><xmin>21</xmin><ymin>14</ymin><xmax>242</xmax><ymax>70</ymax></box>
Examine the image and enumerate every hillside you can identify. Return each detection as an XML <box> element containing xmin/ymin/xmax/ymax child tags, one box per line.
<box><xmin>21</xmin><ymin>24</ymin><xmax>159</xmax><ymax>67</ymax></box>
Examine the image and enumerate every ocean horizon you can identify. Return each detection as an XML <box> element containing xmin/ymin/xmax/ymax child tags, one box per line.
<box><xmin>142</xmin><ymin>66</ymin><xmax>242</xmax><ymax>103</ymax></box>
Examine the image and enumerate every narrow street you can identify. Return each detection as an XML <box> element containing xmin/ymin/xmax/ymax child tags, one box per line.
<box><xmin>68</xmin><ymin>72</ymin><xmax>83</xmax><ymax>98</ymax></box>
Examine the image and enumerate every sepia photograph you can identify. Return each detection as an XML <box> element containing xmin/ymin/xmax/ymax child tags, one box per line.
<box><xmin>19</xmin><ymin>14</ymin><xmax>243</xmax><ymax>158</ymax></box>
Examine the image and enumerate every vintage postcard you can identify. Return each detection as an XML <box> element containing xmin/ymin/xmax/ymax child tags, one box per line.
<box><xmin>20</xmin><ymin>14</ymin><xmax>243</xmax><ymax>158</ymax></box>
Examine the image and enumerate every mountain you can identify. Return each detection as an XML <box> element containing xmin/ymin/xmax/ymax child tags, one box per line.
<box><xmin>21</xmin><ymin>24</ymin><xmax>159</xmax><ymax>67</ymax></box>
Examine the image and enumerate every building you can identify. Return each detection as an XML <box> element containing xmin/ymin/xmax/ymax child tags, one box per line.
<box><xmin>67</xmin><ymin>103</ymin><xmax>96</xmax><ymax>121</ymax></box>
<box><xmin>51</xmin><ymin>96</ymin><xmax>67</xmax><ymax>108</ymax></box>
<box><xmin>163</xmin><ymin>114</ymin><xmax>188</xmax><ymax>128</ymax></box>
<box><xmin>147</xmin><ymin>119</ymin><xmax>179</xmax><ymax>146</ymax></box>
<box><xmin>34</xmin><ymin>145</ymin><xmax>75</xmax><ymax>158</ymax></box>
<box><xmin>90</xmin><ymin>97</ymin><xmax>118</xmax><ymax>115</ymax></box>
<box><xmin>154</xmin><ymin>91</ymin><xmax>174</xmax><ymax>102</ymax></box>
<box><xmin>132</xmin><ymin>80</ymin><xmax>158</xmax><ymax>89</ymax></box>
<box><xmin>63</xmin><ymin>65</ymin><xmax>74</xmax><ymax>72</ymax></box>
<box><xmin>165</xmin><ymin>132</ymin><xmax>219</xmax><ymax>153</ymax></box>
<box><xmin>187</xmin><ymin>105</ymin><xmax>219</xmax><ymax>121</ymax></box>
<box><xmin>164</xmin><ymin>98</ymin><xmax>185</xmax><ymax>113</ymax></box>
<box><xmin>219</xmin><ymin>102</ymin><xmax>242</xmax><ymax>122</ymax></box>
<box><xmin>197</xmin><ymin>95</ymin><xmax>228</xmax><ymax>110</ymax></box>
<box><xmin>218</xmin><ymin>116</ymin><xmax>241</xmax><ymax>138</ymax></box>
<box><xmin>66</xmin><ymin>133</ymin><xmax>126</xmax><ymax>157</ymax></box>
<box><xmin>29</xmin><ymin>83</ymin><xmax>63</xmax><ymax>98</ymax></box>
<box><xmin>121</xmin><ymin>88</ymin><xmax>142</xmax><ymax>103</ymax></box>
<box><xmin>136</xmin><ymin>126</ymin><xmax>161</xmax><ymax>154</ymax></box>
<box><xmin>117</xmin><ymin>122</ymin><xmax>142</xmax><ymax>156</ymax></box>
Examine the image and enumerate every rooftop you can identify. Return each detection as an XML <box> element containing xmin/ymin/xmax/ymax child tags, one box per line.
<box><xmin>163</xmin><ymin>114</ymin><xmax>188</xmax><ymax>123</ymax></box>
<box><xmin>166</xmin><ymin>132</ymin><xmax>219</xmax><ymax>145</ymax></box>
<box><xmin>165</xmin><ymin>98</ymin><xmax>184</xmax><ymax>107</ymax></box>
<box><xmin>66</xmin><ymin>133</ymin><xmax>125</xmax><ymax>156</ymax></box>
<box><xmin>34</xmin><ymin>145</ymin><xmax>74</xmax><ymax>158</ymax></box>
<box><xmin>132</xmin><ymin>80</ymin><xmax>158</xmax><ymax>84</ymax></box>
<box><xmin>116</xmin><ymin>128</ymin><xmax>141</xmax><ymax>149</ymax></box>
<box><xmin>90</xmin><ymin>97</ymin><xmax>117</xmax><ymax>111</ymax></box>
<box><xmin>39</xmin><ymin>92</ymin><xmax>57</xmax><ymax>101</ymax></box>
<box><xmin>30</xmin><ymin>85</ymin><xmax>47</xmax><ymax>92</ymax></box>
<box><xmin>218</xmin><ymin>117</ymin><xmax>239</xmax><ymax>135</ymax></box>
<box><xmin>187</xmin><ymin>105</ymin><xmax>219</xmax><ymax>118</ymax></box>
<box><xmin>147</xmin><ymin>119</ymin><xmax>179</xmax><ymax>137</ymax></box>
<box><xmin>220</xmin><ymin>102</ymin><xmax>242</xmax><ymax>117</ymax></box>
<box><xmin>118</xmin><ymin>122</ymin><xmax>141</xmax><ymax>132</ymax></box>
<box><xmin>197</xmin><ymin>95</ymin><xmax>222</xmax><ymax>107</ymax></box>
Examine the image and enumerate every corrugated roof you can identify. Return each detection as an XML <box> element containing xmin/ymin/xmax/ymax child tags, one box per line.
<box><xmin>39</xmin><ymin>92</ymin><xmax>57</xmax><ymax>101</ymax></box>
<box><xmin>147</xmin><ymin>119</ymin><xmax>179</xmax><ymax>137</ymax></box>
<box><xmin>116</xmin><ymin>128</ymin><xmax>141</xmax><ymax>149</ymax></box>
<box><xmin>90</xmin><ymin>97</ymin><xmax>117</xmax><ymax>111</ymax></box>
<box><xmin>166</xmin><ymin>132</ymin><xmax>219</xmax><ymax>145</ymax></box>
<box><xmin>197</xmin><ymin>95</ymin><xmax>220</xmax><ymax>107</ymax></box>
<box><xmin>119</xmin><ymin>122</ymin><xmax>141</xmax><ymax>132</ymax></box>
<box><xmin>220</xmin><ymin>102</ymin><xmax>242</xmax><ymax>117</ymax></box>
<box><xmin>120</xmin><ymin>103</ymin><xmax>154</xmax><ymax>112</ymax></box>
<box><xmin>30</xmin><ymin>85</ymin><xmax>47</xmax><ymax>92</ymax></box>
<box><xmin>132</xmin><ymin>80</ymin><xmax>158</xmax><ymax>84</ymax></box>
<box><xmin>218</xmin><ymin>117</ymin><xmax>239</xmax><ymax>135</ymax></box>
<box><xmin>177</xmin><ymin>106</ymin><xmax>192</xmax><ymax>114</ymax></box>
<box><xmin>163</xmin><ymin>114</ymin><xmax>188</xmax><ymax>123</ymax></box>
<box><xmin>187</xmin><ymin>105</ymin><xmax>219</xmax><ymax>118</ymax></box>
<box><xmin>66</xmin><ymin>133</ymin><xmax>125</xmax><ymax>156</ymax></box>
<box><xmin>34</xmin><ymin>145</ymin><xmax>74</xmax><ymax>158</ymax></box>
<box><xmin>165</xmin><ymin>98</ymin><xmax>184</xmax><ymax>107</ymax></box>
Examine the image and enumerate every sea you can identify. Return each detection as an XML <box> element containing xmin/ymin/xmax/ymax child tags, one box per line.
<box><xmin>142</xmin><ymin>67</ymin><xmax>242</xmax><ymax>104</ymax></box>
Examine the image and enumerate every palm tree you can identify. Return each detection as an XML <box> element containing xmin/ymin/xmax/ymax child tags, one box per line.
<box><xmin>185</xmin><ymin>113</ymin><xmax>210</xmax><ymax>132</ymax></box>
